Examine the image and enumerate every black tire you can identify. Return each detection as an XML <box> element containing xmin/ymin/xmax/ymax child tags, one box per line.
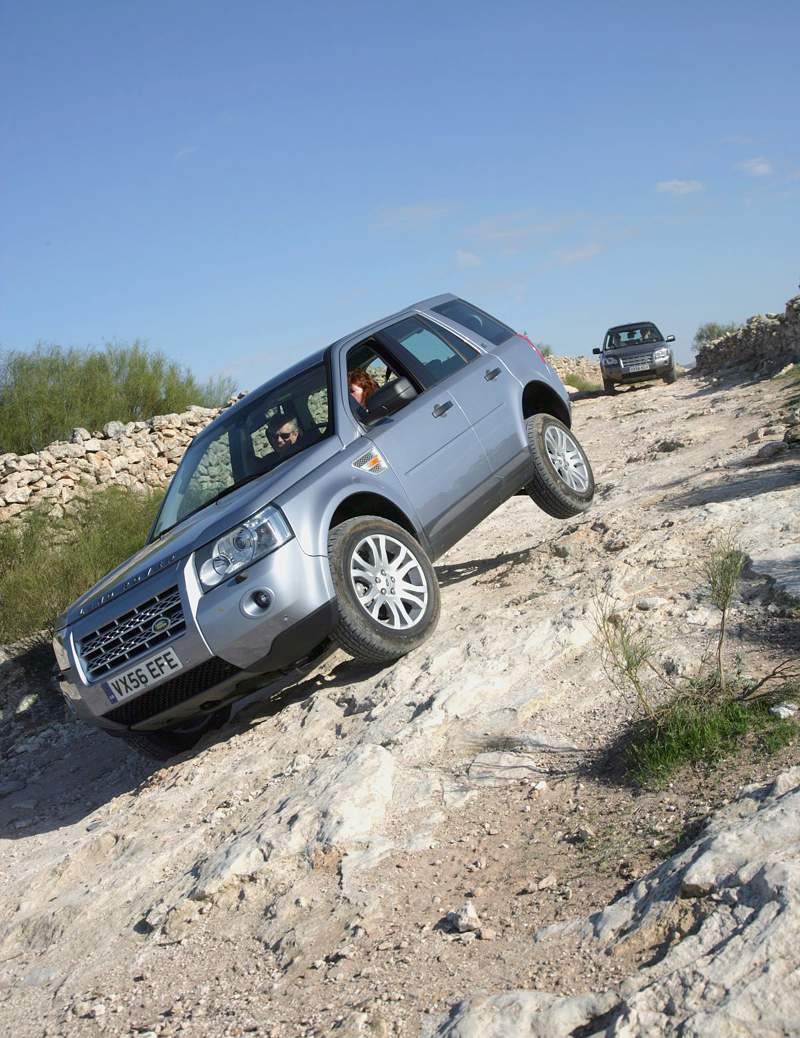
<box><xmin>115</xmin><ymin>705</ymin><xmax>232</xmax><ymax>761</ymax></box>
<box><xmin>327</xmin><ymin>516</ymin><xmax>440</xmax><ymax>663</ymax></box>
<box><xmin>663</xmin><ymin>366</ymin><xmax>677</xmax><ymax>385</ymax></box>
<box><xmin>602</xmin><ymin>377</ymin><xmax>616</xmax><ymax>394</ymax></box>
<box><xmin>524</xmin><ymin>414</ymin><xmax>595</xmax><ymax>519</ymax></box>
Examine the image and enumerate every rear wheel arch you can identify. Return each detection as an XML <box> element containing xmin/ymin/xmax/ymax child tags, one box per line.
<box><xmin>521</xmin><ymin>380</ymin><xmax>571</xmax><ymax>428</ymax></box>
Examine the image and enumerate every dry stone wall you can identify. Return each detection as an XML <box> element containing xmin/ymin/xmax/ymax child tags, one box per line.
<box><xmin>0</xmin><ymin>405</ymin><xmax>225</xmax><ymax>523</ymax></box>
<box><xmin>695</xmin><ymin>293</ymin><xmax>800</xmax><ymax>376</ymax></box>
<box><xmin>548</xmin><ymin>354</ymin><xmax>601</xmax><ymax>387</ymax></box>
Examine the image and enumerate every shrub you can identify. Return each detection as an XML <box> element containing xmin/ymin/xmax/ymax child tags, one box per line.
<box><xmin>0</xmin><ymin>486</ymin><xmax>163</xmax><ymax>643</ymax></box>
<box><xmin>627</xmin><ymin>694</ymin><xmax>794</xmax><ymax>787</ymax></box>
<box><xmin>692</xmin><ymin>321</ymin><xmax>741</xmax><ymax>353</ymax></box>
<box><xmin>0</xmin><ymin>342</ymin><xmax>237</xmax><ymax>454</ymax></box>
<box><xmin>564</xmin><ymin>373</ymin><xmax>601</xmax><ymax>393</ymax></box>
<box><xmin>702</xmin><ymin>534</ymin><xmax>746</xmax><ymax>694</ymax></box>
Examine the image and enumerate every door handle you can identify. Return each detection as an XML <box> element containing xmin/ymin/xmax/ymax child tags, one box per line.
<box><xmin>432</xmin><ymin>400</ymin><xmax>453</xmax><ymax>418</ymax></box>
<box><xmin>484</xmin><ymin>367</ymin><xmax>502</xmax><ymax>381</ymax></box>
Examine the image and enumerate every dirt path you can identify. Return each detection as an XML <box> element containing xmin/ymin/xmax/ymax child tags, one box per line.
<box><xmin>1</xmin><ymin>372</ymin><xmax>798</xmax><ymax>1037</ymax></box>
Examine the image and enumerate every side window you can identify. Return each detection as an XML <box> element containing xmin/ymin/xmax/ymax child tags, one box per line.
<box><xmin>384</xmin><ymin>317</ymin><xmax>472</xmax><ymax>388</ymax></box>
<box><xmin>432</xmin><ymin>299</ymin><xmax>515</xmax><ymax>346</ymax></box>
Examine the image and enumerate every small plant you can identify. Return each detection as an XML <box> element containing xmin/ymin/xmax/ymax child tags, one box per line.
<box><xmin>702</xmin><ymin>534</ymin><xmax>746</xmax><ymax>694</ymax></box>
<box><xmin>627</xmin><ymin>695</ymin><xmax>794</xmax><ymax>787</ymax></box>
<box><xmin>593</xmin><ymin>595</ymin><xmax>657</xmax><ymax>720</ymax></box>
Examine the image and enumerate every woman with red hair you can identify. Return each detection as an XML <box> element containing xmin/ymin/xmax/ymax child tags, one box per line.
<box><xmin>348</xmin><ymin>368</ymin><xmax>379</xmax><ymax>416</ymax></box>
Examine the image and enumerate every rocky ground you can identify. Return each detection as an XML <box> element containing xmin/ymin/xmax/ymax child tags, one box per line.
<box><xmin>1</xmin><ymin>370</ymin><xmax>799</xmax><ymax>1037</ymax></box>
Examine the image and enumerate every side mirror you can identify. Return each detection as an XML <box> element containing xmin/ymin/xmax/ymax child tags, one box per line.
<box><xmin>665</xmin><ymin>335</ymin><xmax>675</xmax><ymax>343</ymax></box>
<box><xmin>592</xmin><ymin>347</ymin><xmax>601</xmax><ymax>355</ymax></box>
<box><xmin>364</xmin><ymin>376</ymin><xmax>418</xmax><ymax>422</ymax></box>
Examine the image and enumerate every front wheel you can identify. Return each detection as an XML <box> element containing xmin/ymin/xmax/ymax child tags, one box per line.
<box><xmin>663</xmin><ymin>366</ymin><xmax>677</xmax><ymax>385</ymax></box>
<box><xmin>524</xmin><ymin>414</ymin><xmax>595</xmax><ymax>519</ymax></box>
<box><xmin>602</xmin><ymin>377</ymin><xmax>616</xmax><ymax>394</ymax></box>
<box><xmin>328</xmin><ymin>517</ymin><xmax>440</xmax><ymax>663</ymax></box>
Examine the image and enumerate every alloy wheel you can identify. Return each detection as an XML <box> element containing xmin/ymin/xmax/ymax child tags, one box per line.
<box><xmin>349</xmin><ymin>534</ymin><xmax>429</xmax><ymax>630</ymax></box>
<box><xmin>543</xmin><ymin>424</ymin><xmax>590</xmax><ymax>493</ymax></box>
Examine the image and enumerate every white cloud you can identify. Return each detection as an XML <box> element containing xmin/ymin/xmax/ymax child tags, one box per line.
<box><xmin>174</xmin><ymin>145</ymin><xmax>198</xmax><ymax>161</ymax></box>
<box><xmin>455</xmin><ymin>249</ymin><xmax>481</xmax><ymax>269</ymax></box>
<box><xmin>656</xmin><ymin>179</ymin><xmax>704</xmax><ymax>195</ymax></box>
<box><xmin>737</xmin><ymin>157</ymin><xmax>773</xmax><ymax>177</ymax></box>
<box><xmin>554</xmin><ymin>242</ymin><xmax>603</xmax><ymax>265</ymax></box>
<box><xmin>465</xmin><ymin>214</ymin><xmax>571</xmax><ymax>251</ymax></box>
<box><xmin>375</xmin><ymin>202</ymin><xmax>450</xmax><ymax>230</ymax></box>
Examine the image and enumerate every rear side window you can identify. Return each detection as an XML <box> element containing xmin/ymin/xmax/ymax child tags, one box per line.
<box><xmin>432</xmin><ymin>298</ymin><xmax>515</xmax><ymax>346</ymax></box>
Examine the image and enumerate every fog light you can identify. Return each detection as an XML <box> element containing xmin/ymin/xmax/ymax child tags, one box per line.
<box><xmin>241</xmin><ymin>588</ymin><xmax>273</xmax><ymax>618</ymax></box>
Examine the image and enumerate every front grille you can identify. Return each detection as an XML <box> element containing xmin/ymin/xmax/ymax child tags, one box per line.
<box><xmin>79</xmin><ymin>586</ymin><xmax>186</xmax><ymax>682</ymax></box>
<box><xmin>104</xmin><ymin>656</ymin><xmax>241</xmax><ymax>727</ymax></box>
<box><xmin>622</xmin><ymin>354</ymin><xmax>653</xmax><ymax>371</ymax></box>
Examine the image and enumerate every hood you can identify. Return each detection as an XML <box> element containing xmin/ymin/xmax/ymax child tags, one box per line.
<box><xmin>57</xmin><ymin>436</ymin><xmax>342</xmax><ymax>629</ymax></box>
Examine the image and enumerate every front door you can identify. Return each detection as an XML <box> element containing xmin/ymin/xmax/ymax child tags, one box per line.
<box><xmin>346</xmin><ymin>335</ymin><xmax>493</xmax><ymax>557</ymax></box>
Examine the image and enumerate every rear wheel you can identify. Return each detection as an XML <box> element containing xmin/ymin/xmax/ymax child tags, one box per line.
<box><xmin>524</xmin><ymin>414</ymin><xmax>595</xmax><ymax>518</ymax></box>
<box><xmin>328</xmin><ymin>516</ymin><xmax>440</xmax><ymax>663</ymax></box>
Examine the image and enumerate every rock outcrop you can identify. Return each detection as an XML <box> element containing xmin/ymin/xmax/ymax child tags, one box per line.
<box><xmin>695</xmin><ymin>293</ymin><xmax>800</xmax><ymax>376</ymax></box>
<box><xmin>434</xmin><ymin>767</ymin><xmax>800</xmax><ymax>1038</ymax></box>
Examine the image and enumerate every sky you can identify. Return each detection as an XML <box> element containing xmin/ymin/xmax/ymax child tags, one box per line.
<box><xmin>1</xmin><ymin>0</ymin><xmax>799</xmax><ymax>383</ymax></box>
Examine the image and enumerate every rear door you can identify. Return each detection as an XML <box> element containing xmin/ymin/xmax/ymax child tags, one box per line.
<box><xmin>421</xmin><ymin>315</ymin><xmax>530</xmax><ymax>489</ymax></box>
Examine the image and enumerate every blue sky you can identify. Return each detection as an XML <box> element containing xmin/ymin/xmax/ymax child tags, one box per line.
<box><xmin>2</xmin><ymin>0</ymin><xmax>799</xmax><ymax>381</ymax></box>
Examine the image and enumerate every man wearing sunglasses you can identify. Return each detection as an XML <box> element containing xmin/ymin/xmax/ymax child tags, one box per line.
<box><xmin>268</xmin><ymin>414</ymin><xmax>303</xmax><ymax>454</ymax></box>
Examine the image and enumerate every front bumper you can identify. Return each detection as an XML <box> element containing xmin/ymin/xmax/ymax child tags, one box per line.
<box><xmin>602</xmin><ymin>353</ymin><xmax>673</xmax><ymax>384</ymax></box>
<box><xmin>55</xmin><ymin>538</ymin><xmax>337</xmax><ymax>732</ymax></box>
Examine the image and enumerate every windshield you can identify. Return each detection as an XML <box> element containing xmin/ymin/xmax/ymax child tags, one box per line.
<box><xmin>151</xmin><ymin>362</ymin><xmax>331</xmax><ymax>539</ymax></box>
<box><xmin>605</xmin><ymin>324</ymin><xmax>663</xmax><ymax>349</ymax></box>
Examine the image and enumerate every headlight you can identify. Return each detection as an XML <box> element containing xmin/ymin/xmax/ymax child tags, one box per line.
<box><xmin>653</xmin><ymin>347</ymin><xmax>670</xmax><ymax>360</ymax></box>
<box><xmin>602</xmin><ymin>355</ymin><xmax>620</xmax><ymax>366</ymax></box>
<box><xmin>194</xmin><ymin>505</ymin><xmax>293</xmax><ymax>591</ymax></box>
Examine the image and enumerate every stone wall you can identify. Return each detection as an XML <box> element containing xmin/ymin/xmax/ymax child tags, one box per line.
<box><xmin>0</xmin><ymin>406</ymin><xmax>225</xmax><ymax>523</ymax></box>
<box><xmin>548</xmin><ymin>354</ymin><xmax>601</xmax><ymax>387</ymax></box>
<box><xmin>695</xmin><ymin>293</ymin><xmax>800</xmax><ymax>376</ymax></box>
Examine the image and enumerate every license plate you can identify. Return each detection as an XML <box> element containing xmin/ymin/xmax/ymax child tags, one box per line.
<box><xmin>102</xmin><ymin>647</ymin><xmax>183</xmax><ymax>704</ymax></box>
<box><xmin>626</xmin><ymin>361</ymin><xmax>651</xmax><ymax>372</ymax></box>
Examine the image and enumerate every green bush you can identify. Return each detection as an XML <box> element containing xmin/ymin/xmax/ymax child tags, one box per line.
<box><xmin>627</xmin><ymin>694</ymin><xmax>794</xmax><ymax>787</ymax></box>
<box><xmin>0</xmin><ymin>342</ymin><xmax>236</xmax><ymax>454</ymax></box>
<box><xmin>692</xmin><ymin>321</ymin><xmax>741</xmax><ymax>353</ymax></box>
<box><xmin>564</xmin><ymin>373</ymin><xmax>601</xmax><ymax>393</ymax></box>
<box><xmin>0</xmin><ymin>486</ymin><xmax>163</xmax><ymax>643</ymax></box>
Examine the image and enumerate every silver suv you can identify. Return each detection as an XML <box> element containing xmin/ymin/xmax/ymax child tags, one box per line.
<box><xmin>53</xmin><ymin>295</ymin><xmax>595</xmax><ymax>757</ymax></box>
<box><xmin>594</xmin><ymin>322</ymin><xmax>676</xmax><ymax>393</ymax></box>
